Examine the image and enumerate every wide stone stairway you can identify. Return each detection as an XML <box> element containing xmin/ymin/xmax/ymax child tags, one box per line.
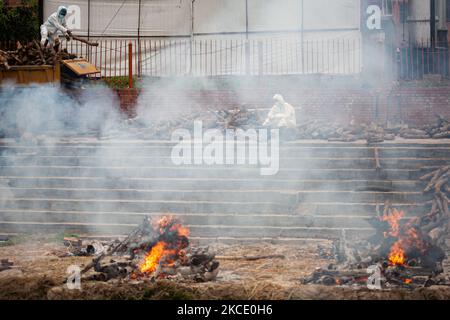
<box><xmin>0</xmin><ymin>139</ymin><xmax>448</xmax><ymax>244</ymax></box>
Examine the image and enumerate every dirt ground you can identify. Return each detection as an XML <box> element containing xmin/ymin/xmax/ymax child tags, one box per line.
<box><xmin>1</xmin><ymin>235</ymin><xmax>450</xmax><ymax>300</ymax></box>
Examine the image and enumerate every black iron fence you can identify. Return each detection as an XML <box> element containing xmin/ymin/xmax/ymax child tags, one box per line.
<box><xmin>396</xmin><ymin>41</ymin><xmax>449</xmax><ymax>80</ymax></box>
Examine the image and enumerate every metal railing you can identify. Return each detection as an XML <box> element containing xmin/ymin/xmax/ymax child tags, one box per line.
<box><xmin>396</xmin><ymin>41</ymin><xmax>449</xmax><ymax>80</ymax></box>
<box><xmin>3</xmin><ymin>38</ymin><xmax>450</xmax><ymax>80</ymax></box>
<box><xmin>60</xmin><ymin>36</ymin><xmax>363</xmax><ymax>78</ymax></box>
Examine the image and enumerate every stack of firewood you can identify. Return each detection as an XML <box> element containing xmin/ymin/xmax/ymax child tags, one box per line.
<box><xmin>294</xmin><ymin>119</ymin><xmax>395</xmax><ymax>143</ymax></box>
<box><xmin>122</xmin><ymin>105</ymin><xmax>261</xmax><ymax>140</ymax></box>
<box><xmin>211</xmin><ymin>105</ymin><xmax>262</xmax><ymax>130</ymax></box>
<box><xmin>423</xmin><ymin>115</ymin><xmax>450</xmax><ymax>139</ymax></box>
<box><xmin>294</xmin><ymin>115</ymin><xmax>450</xmax><ymax>143</ymax></box>
<box><xmin>419</xmin><ymin>165</ymin><xmax>450</xmax><ymax>248</ymax></box>
<box><xmin>398</xmin><ymin>115</ymin><xmax>450</xmax><ymax>139</ymax></box>
<box><xmin>0</xmin><ymin>41</ymin><xmax>77</xmax><ymax>70</ymax></box>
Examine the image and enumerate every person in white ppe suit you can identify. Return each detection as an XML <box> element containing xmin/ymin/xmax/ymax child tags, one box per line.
<box><xmin>263</xmin><ymin>94</ymin><xmax>297</xmax><ymax>128</ymax></box>
<box><xmin>40</xmin><ymin>6</ymin><xmax>72</xmax><ymax>48</ymax></box>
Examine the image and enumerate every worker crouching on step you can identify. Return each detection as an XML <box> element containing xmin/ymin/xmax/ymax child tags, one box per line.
<box><xmin>40</xmin><ymin>6</ymin><xmax>72</xmax><ymax>51</ymax></box>
<box><xmin>263</xmin><ymin>94</ymin><xmax>298</xmax><ymax>140</ymax></box>
<box><xmin>263</xmin><ymin>94</ymin><xmax>297</xmax><ymax>128</ymax></box>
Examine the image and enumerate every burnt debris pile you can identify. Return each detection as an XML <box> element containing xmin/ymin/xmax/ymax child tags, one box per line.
<box><xmin>61</xmin><ymin>216</ymin><xmax>219</xmax><ymax>283</ymax></box>
<box><xmin>301</xmin><ymin>169</ymin><xmax>450</xmax><ymax>289</ymax></box>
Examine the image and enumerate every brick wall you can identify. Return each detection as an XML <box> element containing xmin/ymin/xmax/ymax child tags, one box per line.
<box><xmin>116</xmin><ymin>88</ymin><xmax>139</xmax><ymax>117</ymax></box>
<box><xmin>114</xmin><ymin>76</ymin><xmax>450</xmax><ymax>126</ymax></box>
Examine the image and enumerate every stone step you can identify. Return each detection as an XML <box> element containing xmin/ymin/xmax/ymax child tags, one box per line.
<box><xmin>0</xmin><ymin>221</ymin><xmax>373</xmax><ymax>240</ymax></box>
<box><xmin>0</xmin><ymin>198</ymin><xmax>289</xmax><ymax>214</ymax></box>
<box><xmin>2</xmin><ymin>155</ymin><xmax>449</xmax><ymax>169</ymax></box>
<box><xmin>2</xmin><ymin>145</ymin><xmax>450</xmax><ymax>159</ymax></box>
<box><xmin>0</xmin><ymin>232</ymin><xmax>331</xmax><ymax>245</ymax></box>
<box><xmin>0</xmin><ymin>176</ymin><xmax>419</xmax><ymax>191</ymax></box>
<box><xmin>0</xmin><ymin>210</ymin><xmax>418</xmax><ymax>228</ymax></box>
<box><xmin>0</xmin><ymin>166</ymin><xmax>417</xmax><ymax>180</ymax></box>
<box><xmin>0</xmin><ymin>140</ymin><xmax>443</xmax><ymax>241</ymax></box>
<box><xmin>0</xmin><ymin>188</ymin><xmax>428</xmax><ymax>203</ymax></box>
<box><xmin>3</xmin><ymin>139</ymin><xmax>450</xmax><ymax>148</ymax></box>
<box><xmin>305</xmin><ymin>202</ymin><xmax>431</xmax><ymax>216</ymax></box>
<box><xmin>0</xmin><ymin>198</ymin><xmax>431</xmax><ymax>215</ymax></box>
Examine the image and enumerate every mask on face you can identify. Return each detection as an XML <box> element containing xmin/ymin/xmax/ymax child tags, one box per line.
<box><xmin>59</xmin><ymin>8</ymin><xmax>67</xmax><ymax>19</ymax></box>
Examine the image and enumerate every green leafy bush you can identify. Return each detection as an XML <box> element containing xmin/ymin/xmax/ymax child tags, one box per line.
<box><xmin>0</xmin><ymin>0</ymin><xmax>39</xmax><ymax>42</ymax></box>
<box><xmin>103</xmin><ymin>76</ymin><xmax>141</xmax><ymax>89</ymax></box>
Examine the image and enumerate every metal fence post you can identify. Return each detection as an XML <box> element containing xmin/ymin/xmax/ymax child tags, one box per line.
<box><xmin>258</xmin><ymin>40</ymin><xmax>263</xmax><ymax>75</ymax></box>
<box><xmin>245</xmin><ymin>40</ymin><xmax>250</xmax><ymax>75</ymax></box>
<box><xmin>128</xmin><ymin>42</ymin><xmax>133</xmax><ymax>88</ymax></box>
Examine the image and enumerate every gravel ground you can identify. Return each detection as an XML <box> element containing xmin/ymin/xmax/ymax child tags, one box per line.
<box><xmin>1</xmin><ymin>234</ymin><xmax>450</xmax><ymax>300</ymax></box>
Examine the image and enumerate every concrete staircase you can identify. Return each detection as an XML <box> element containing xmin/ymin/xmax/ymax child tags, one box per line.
<box><xmin>0</xmin><ymin>139</ymin><xmax>448</xmax><ymax>244</ymax></box>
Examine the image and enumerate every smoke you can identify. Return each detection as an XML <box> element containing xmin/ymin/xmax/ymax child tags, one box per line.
<box><xmin>0</xmin><ymin>84</ymin><xmax>123</xmax><ymax>139</ymax></box>
<box><xmin>0</xmin><ymin>0</ymin><xmax>399</xmax><ymax>242</ymax></box>
<box><xmin>0</xmin><ymin>83</ymin><xmax>128</xmax><ymax>234</ymax></box>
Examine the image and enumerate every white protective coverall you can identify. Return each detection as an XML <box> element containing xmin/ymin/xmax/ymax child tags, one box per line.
<box><xmin>263</xmin><ymin>94</ymin><xmax>297</xmax><ymax>128</ymax></box>
<box><xmin>40</xmin><ymin>6</ymin><xmax>70</xmax><ymax>46</ymax></box>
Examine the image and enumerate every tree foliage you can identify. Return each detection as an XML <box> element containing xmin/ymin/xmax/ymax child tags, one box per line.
<box><xmin>0</xmin><ymin>0</ymin><xmax>39</xmax><ymax>42</ymax></box>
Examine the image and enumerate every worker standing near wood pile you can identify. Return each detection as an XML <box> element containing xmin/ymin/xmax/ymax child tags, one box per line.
<box><xmin>40</xmin><ymin>6</ymin><xmax>72</xmax><ymax>49</ymax></box>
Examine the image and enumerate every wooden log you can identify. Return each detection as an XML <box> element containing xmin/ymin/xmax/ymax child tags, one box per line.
<box><xmin>401</xmin><ymin>134</ymin><xmax>431</xmax><ymax>139</ymax></box>
<box><xmin>420</xmin><ymin>201</ymin><xmax>439</xmax><ymax>227</ymax></box>
<box><xmin>422</xmin><ymin>215</ymin><xmax>448</xmax><ymax>233</ymax></box>
<box><xmin>424</xmin><ymin>166</ymin><xmax>450</xmax><ymax>192</ymax></box>
<box><xmin>433</xmin><ymin>131</ymin><xmax>450</xmax><ymax>139</ymax></box>
<box><xmin>63</xmin><ymin>237</ymin><xmax>82</xmax><ymax>247</ymax></box>
<box><xmin>374</xmin><ymin>147</ymin><xmax>381</xmax><ymax>170</ymax></box>
<box><xmin>405</xmin><ymin>128</ymin><xmax>428</xmax><ymax>135</ymax></box>
<box><xmin>429</xmin><ymin>227</ymin><xmax>446</xmax><ymax>244</ymax></box>
<box><xmin>216</xmin><ymin>254</ymin><xmax>285</xmax><ymax>261</ymax></box>
<box><xmin>33</xmin><ymin>40</ymin><xmax>46</xmax><ymax>65</ymax></box>
<box><xmin>437</xmin><ymin>192</ymin><xmax>450</xmax><ymax>217</ymax></box>
<box><xmin>420</xmin><ymin>168</ymin><xmax>440</xmax><ymax>181</ymax></box>
<box><xmin>71</xmin><ymin>35</ymin><xmax>99</xmax><ymax>47</ymax></box>
<box><xmin>434</xmin><ymin>175</ymin><xmax>449</xmax><ymax>193</ymax></box>
<box><xmin>434</xmin><ymin>194</ymin><xmax>445</xmax><ymax>216</ymax></box>
<box><xmin>366</xmin><ymin>136</ymin><xmax>384</xmax><ymax>144</ymax></box>
<box><xmin>312</xmin><ymin>268</ymin><xmax>370</xmax><ymax>279</ymax></box>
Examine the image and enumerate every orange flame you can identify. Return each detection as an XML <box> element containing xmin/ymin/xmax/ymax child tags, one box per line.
<box><xmin>381</xmin><ymin>209</ymin><xmax>407</xmax><ymax>266</ymax></box>
<box><xmin>381</xmin><ymin>209</ymin><xmax>404</xmax><ymax>238</ymax></box>
<box><xmin>381</xmin><ymin>208</ymin><xmax>428</xmax><ymax>267</ymax></box>
<box><xmin>175</xmin><ymin>225</ymin><xmax>190</xmax><ymax>237</ymax></box>
<box><xmin>140</xmin><ymin>241</ymin><xmax>166</xmax><ymax>273</ymax></box>
<box><xmin>139</xmin><ymin>216</ymin><xmax>190</xmax><ymax>275</ymax></box>
<box><xmin>388</xmin><ymin>241</ymin><xmax>405</xmax><ymax>266</ymax></box>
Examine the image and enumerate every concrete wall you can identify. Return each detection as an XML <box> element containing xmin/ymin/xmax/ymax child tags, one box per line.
<box><xmin>409</xmin><ymin>0</ymin><xmax>431</xmax><ymax>45</ymax></box>
<box><xmin>44</xmin><ymin>0</ymin><xmax>360</xmax><ymax>37</ymax></box>
<box><xmin>407</xmin><ymin>0</ymin><xmax>448</xmax><ymax>46</ymax></box>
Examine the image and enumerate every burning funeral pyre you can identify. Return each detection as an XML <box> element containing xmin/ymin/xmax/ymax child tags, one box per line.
<box><xmin>302</xmin><ymin>167</ymin><xmax>450</xmax><ymax>289</ymax></box>
<box><xmin>72</xmin><ymin>216</ymin><xmax>219</xmax><ymax>283</ymax></box>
